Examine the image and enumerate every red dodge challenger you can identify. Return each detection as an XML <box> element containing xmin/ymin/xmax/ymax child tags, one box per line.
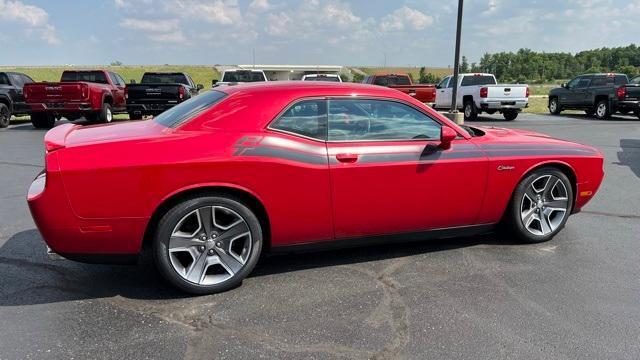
<box><xmin>28</xmin><ymin>82</ymin><xmax>604</xmax><ymax>294</ymax></box>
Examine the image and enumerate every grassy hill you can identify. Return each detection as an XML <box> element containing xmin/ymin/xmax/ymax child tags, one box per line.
<box><xmin>357</xmin><ymin>66</ymin><xmax>452</xmax><ymax>79</ymax></box>
<box><xmin>0</xmin><ymin>65</ymin><xmax>220</xmax><ymax>88</ymax></box>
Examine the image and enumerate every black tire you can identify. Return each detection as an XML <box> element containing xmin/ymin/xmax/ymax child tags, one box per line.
<box><xmin>584</xmin><ymin>108</ymin><xmax>595</xmax><ymax>116</ymax></box>
<box><xmin>594</xmin><ymin>99</ymin><xmax>611</xmax><ymax>119</ymax></box>
<box><xmin>92</xmin><ymin>102</ymin><xmax>113</xmax><ymax>124</ymax></box>
<box><xmin>503</xmin><ymin>109</ymin><xmax>518</xmax><ymax>121</ymax></box>
<box><xmin>0</xmin><ymin>103</ymin><xmax>10</xmax><ymax>128</ymax></box>
<box><xmin>548</xmin><ymin>97</ymin><xmax>562</xmax><ymax>115</ymax></box>
<box><xmin>31</xmin><ymin>113</ymin><xmax>55</xmax><ymax>129</ymax></box>
<box><xmin>463</xmin><ymin>100</ymin><xmax>478</xmax><ymax>121</ymax></box>
<box><xmin>153</xmin><ymin>195</ymin><xmax>263</xmax><ymax>295</ymax></box>
<box><xmin>129</xmin><ymin>112</ymin><xmax>143</xmax><ymax>121</ymax></box>
<box><xmin>504</xmin><ymin>167</ymin><xmax>574</xmax><ymax>244</ymax></box>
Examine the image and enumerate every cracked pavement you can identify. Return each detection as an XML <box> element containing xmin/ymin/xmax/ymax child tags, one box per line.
<box><xmin>1</xmin><ymin>113</ymin><xmax>639</xmax><ymax>359</ymax></box>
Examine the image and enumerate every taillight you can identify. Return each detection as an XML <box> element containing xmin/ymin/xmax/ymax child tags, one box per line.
<box><xmin>616</xmin><ymin>86</ymin><xmax>626</xmax><ymax>99</ymax></box>
<box><xmin>124</xmin><ymin>87</ymin><xmax>128</xmax><ymax>99</ymax></box>
<box><xmin>480</xmin><ymin>87</ymin><xmax>488</xmax><ymax>98</ymax></box>
<box><xmin>178</xmin><ymin>86</ymin><xmax>185</xmax><ymax>100</ymax></box>
<box><xmin>526</xmin><ymin>87</ymin><xmax>530</xmax><ymax>98</ymax></box>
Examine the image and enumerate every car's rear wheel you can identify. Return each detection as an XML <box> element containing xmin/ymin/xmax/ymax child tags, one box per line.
<box><xmin>594</xmin><ymin>99</ymin><xmax>611</xmax><ymax>119</ymax></box>
<box><xmin>548</xmin><ymin>97</ymin><xmax>561</xmax><ymax>115</ymax></box>
<box><xmin>0</xmin><ymin>103</ymin><xmax>10</xmax><ymax>128</ymax></box>
<box><xmin>503</xmin><ymin>109</ymin><xmax>518</xmax><ymax>121</ymax></box>
<box><xmin>153</xmin><ymin>195</ymin><xmax>263</xmax><ymax>294</ymax></box>
<box><xmin>31</xmin><ymin>113</ymin><xmax>55</xmax><ymax>129</ymax></box>
<box><xmin>463</xmin><ymin>100</ymin><xmax>478</xmax><ymax>121</ymax></box>
<box><xmin>505</xmin><ymin>167</ymin><xmax>573</xmax><ymax>243</ymax></box>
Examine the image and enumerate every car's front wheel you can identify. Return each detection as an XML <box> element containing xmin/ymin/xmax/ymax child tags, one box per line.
<box><xmin>505</xmin><ymin>167</ymin><xmax>573</xmax><ymax>243</ymax></box>
<box><xmin>153</xmin><ymin>195</ymin><xmax>263</xmax><ymax>294</ymax></box>
<box><xmin>548</xmin><ymin>97</ymin><xmax>561</xmax><ymax>115</ymax></box>
<box><xmin>0</xmin><ymin>103</ymin><xmax>10</xmax><ymax>128</ymax></box>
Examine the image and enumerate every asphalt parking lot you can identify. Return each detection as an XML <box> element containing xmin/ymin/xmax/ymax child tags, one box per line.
<box><xmin>1</xmin><ymin>113</ymin><xmax>639</xmax><ymax>360</ymax></box>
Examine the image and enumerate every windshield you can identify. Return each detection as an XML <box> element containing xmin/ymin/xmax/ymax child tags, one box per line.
<box><xmin>141</xmin><ymin>73</ymin><xmax>189</xmax><ymax>84</ymax></box>
<box><xmin>154</xmin><ymin>90</ymin><xmax>227</xmax><ymax>127</ymax></box>
<box><xmin>222</xmin><ymin>71</ymin><xmax>266</xmax><ymax>82</ymax></box>
<box><xmin>61</xmin><ymin>71</ymin><xmax>108</xmax><ymax>84</ymax></box>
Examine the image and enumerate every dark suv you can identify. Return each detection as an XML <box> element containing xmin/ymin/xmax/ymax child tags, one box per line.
<box><xmin>548</xmin><ymin>73</ymin><xmax>640</xmax><ymax>119</ymax></box>
<box><xmin>0</xmin><ymin>72</ymin><xmax>35</xmax><ymax>128</ymax></box>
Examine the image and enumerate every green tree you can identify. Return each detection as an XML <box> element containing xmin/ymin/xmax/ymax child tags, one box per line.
<box><xmin>460</xmin><ymin>56</ymin><xmax>470</xmax><ymax>73</ymax></box>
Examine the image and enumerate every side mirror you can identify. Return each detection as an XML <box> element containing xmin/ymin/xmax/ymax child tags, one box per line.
<box><xmin>435</xmin><ymin>84</ymin><xmax>441</xmax><ymax>89</ymax></box>
<box><xmin>561</xmin><ymin>83</ymin><xmax>567</xmax><ymax>88</ymax></box>
<box><xmin>197</xmin><ymin>84</ymin><xmax>204</xmax><ymax>90</ymax></box>
<box><xmin>440</xmin><ymin>126</ymin><xmax>457</xmax><ymax>150</ymax></box>
<box><xmin>130</xmin><ymin>79</ymin><xmax>136</xmax><ymax>84</ymax></box>
<box><xmin>211</xmin><ymin>79</ymin><xmax>219</xmax><ymax>87</ymax></box>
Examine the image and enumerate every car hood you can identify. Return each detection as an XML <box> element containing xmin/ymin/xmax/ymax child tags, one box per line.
<box><xmin>472</xmin><ymin>126</ymin><xmax>601</xmax><ymax>155</ymax></box>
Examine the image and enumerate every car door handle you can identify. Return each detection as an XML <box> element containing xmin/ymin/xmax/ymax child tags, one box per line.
<box><xmin>336</xmin><ymin>153</ymin><xmax>358</xmax><ymax>163</ymax></box>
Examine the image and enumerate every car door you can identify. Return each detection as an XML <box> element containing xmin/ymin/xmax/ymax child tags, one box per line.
<box><xmin>562</xmin><ymin>76</ymin><xmax>589</xmax><ymax>107</ymax></box>
<box><xmin>109</xmin><ymin>72</ymin><xmax>126</xmax><ymax>110</ymax></box>
<box><xmin>325</xmin><ymin>98</ymin><xmax>488</xmax><ymax>239</ymax></box>
<box><xmin>435</xmin><ymin>76</ymin><xmax>452</xmax><ymax>108</ymax></box>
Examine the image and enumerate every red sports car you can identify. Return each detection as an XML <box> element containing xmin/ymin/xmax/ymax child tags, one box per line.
<box><xmin>28</xmin><ymin>82</ymin><xmax>604</xmax><ymax>294</ymax></box>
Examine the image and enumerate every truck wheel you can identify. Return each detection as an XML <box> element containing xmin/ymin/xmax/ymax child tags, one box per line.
<box><xmin>129</xmin><ymin>112</ymin><xmax>143</xmax><ymax>120</ymax></box>
<box><xmin>548</xmin><ymin>97</ymin><xmax>562</xmax><ymax>115</ymax></box>
<box><xmin>594</xmin><ymin>99</ymin><xmax>611</xmax><ymax>119</ymax></box>
<box><xmin>31</xmin><ymin>113</ymin><xmax>55</xmax><ymax>129</ymax></box>
<box><xmin>463</xmin><ymin>101</ymin><xmax>478</xmax><ymax>121</ymax></box>
<box><xmin>0</xmin><ymin>103</ymin><xmax>10</xmax><ymax>128</ymax></box>
<box><xmin>503</xmin><ymin>109</ymin><xmax>518</xmax><ymax>121</ymax></box>
<box><xmin>94</xmin><ymin>103</ymin><xmax>113</xmax><ymax>124</ymax></box>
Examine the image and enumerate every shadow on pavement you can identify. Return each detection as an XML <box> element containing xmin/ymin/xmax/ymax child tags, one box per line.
<box><xmin>0</xmin><ymin>228</ymin><xmax>522</xmax><ymax>306</ymax></box>
<box><xmin>616</xmin><ymin>139</ymin><xmax>640</xmax><ymax>179</ymax></box>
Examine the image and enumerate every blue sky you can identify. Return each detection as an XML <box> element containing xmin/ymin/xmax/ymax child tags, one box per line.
<box><xmin>1</xmin><ymin>0</ymin><xmax>639</xmax><ymax>66</ymax></box>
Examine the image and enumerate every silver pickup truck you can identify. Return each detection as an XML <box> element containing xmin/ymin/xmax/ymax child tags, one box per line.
<box><xmin>434</xmin><ymin>73</ymin><xmax>529</xmax><ymax>121</ymax></box>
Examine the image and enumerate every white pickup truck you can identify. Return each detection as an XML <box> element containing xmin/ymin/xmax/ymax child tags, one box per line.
<box><xmin>212</xmin><ymin>69</ymin><xmax>268</xmax><ymax>87</ymax></box>
<box><xmin>434</xmin><ymin>73</ymin><xmax>529</xmax><ymax>121</ymax></box>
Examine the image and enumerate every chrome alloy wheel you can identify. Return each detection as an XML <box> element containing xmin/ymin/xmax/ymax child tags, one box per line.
<box><xmin>106</xmin><ymin>107</ymin><xmax>113</xmax><ymax>123</ymax></box>
<box><xmin>596</xmin><ymin>102</ymin><xmax>607</xmax><ymax>118</ymax></box>
<box><xmin>520</xmin><ymin>174</ymin><xmax>570</xmax><ymax>236</ymax></box>
<box><xmin>168</xmin><ymin>206</ymin><xmax>252</xmax><ymax>285</ymax></box>
<box><xmin>549</xmin><ymin>99</ymin><xmax>557</xmax><ymax>113</ymax></box>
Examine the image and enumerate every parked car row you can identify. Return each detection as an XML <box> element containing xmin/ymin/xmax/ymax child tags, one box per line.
<box><xmin>548</xmin><ymin>73</ymin><xmax>640</xmax><ymax>119</ymax></box>
<box><xmin>211</xmin><ymin>69</ymin><xmax>343</xmax><ymax>87</ymax></box>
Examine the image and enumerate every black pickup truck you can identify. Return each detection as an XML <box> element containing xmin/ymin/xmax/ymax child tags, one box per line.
<box><xmin>0</xmin><ymin>71</ymin><xmax>35</xmax><ymax>127</ymax></box>
<box><xmin>125</xmin><ymin>72</ymin><xmax>203</xmax><ymax>120</ymax></box>
<box><xmin>548</xmin><ymin>73</ymin><xmax>640</xmax><ymax>119</ymax></box>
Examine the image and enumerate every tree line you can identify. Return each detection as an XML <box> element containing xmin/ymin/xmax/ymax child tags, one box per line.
<box><xmin>412</xmin><ymin>44</ymin><xmax>640</xmax><ymax>84</ymax></box>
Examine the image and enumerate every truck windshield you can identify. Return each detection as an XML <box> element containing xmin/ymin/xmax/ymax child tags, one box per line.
<box><xmin>222</xmin><ymin>71</ymin><xmax>266</xmax><ymax>82</ymax></box>
<box><xmin>461</xmin><ymin>75</ymin><xmax>496</xmax><ymax>86</ymax></box>
<box><xmin>61</xmin><ymin>71</ymin><xmax>108</xmax><ymax>84</ymax></box>
<box><xmin>141</xmin><ymin>73</ymin><xmax>189</xmax><ymax>84</ymax></box>
<box><xmin>373</xmin><ymin>76</ymin><xmax>411</xmax><ymax>86</ymax></box>
<box><xmin>154</xmin><ymin>90</ymin><xmax>227</xmax><ymax>128</ymax></box>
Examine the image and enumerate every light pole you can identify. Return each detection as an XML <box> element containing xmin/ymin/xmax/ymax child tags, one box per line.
<box><xmin>449</xmin><ymin>0</ymin><xmax>464</xmax><ymax>123</ymax></box>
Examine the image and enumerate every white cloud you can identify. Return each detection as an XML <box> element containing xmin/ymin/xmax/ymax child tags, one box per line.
<box><xmin>482</xmin><ymin>0</ymin><xmax>499</xmax><ymax>15</ymax></box>
<box><xmin>120</xmin><ymin>18</ymin><xmax>180</xmax><ymax>32</ymax></box>
<box><xmin>266</xmin><ymin>12</ymin><xmax>292</xmax><ymax>36</ymax></box>
<box><xmin>0</xmin><ymin>0</ymin><xmax>60</xmax><ymax>44</ymax></box>
<box><xmin>249</xmin><ymin>0</ymin><xmax>270</xmax><ymax>11</ymax></box>
<box><xmin>172</xmin><ymin>0</ymin><xmax>242</xmax><ymax>25</ymax></box>
<box><xmin>380</xmin><ymin>6</ymin><xmax>433</xmax><ymax>32</ymax></box>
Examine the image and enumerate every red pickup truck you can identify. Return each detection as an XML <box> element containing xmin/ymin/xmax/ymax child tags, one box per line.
<box><xmin>362</xmin><ymin>73</ymin><xmax>436</xmax><ymax>104</ymax></box>
<box><xmin>24</xmin><ymin>70</ymin><xmax>127</xmax><ymax>128</ymax></box>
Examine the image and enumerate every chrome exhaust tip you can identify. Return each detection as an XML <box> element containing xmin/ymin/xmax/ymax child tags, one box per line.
<box><xmin>47</xmin><ymin>246</ymin><xmax>66</xmax><ymax>261</ymax></box>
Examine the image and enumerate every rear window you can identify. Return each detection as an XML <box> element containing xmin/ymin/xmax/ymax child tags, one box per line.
<box><xmin>61</xmin><ymin>71</ymin><xmax>108</xmax><ymax>84</ymax></box>
<box><xmin>373</xmin><ymin>76</ymin><xmax>411</xmax><ymax>86</ymax></box>
<box><xmin>141</xmin><ymin>73</ymin><xmax>189</xmax><ymax>84</ymax></box>
<box><xmin>461</xmin><ymin>75</ymin><xmax>496</xmax><ymax>86</ymax></box>
<box><xmin>154</xmin><ymin>90</ymin><xmax>227</xmax><ymax>127</ymax></box>
<box><xmin>222</xmin><ymin>71</ymin><xmax>266</xmax><ymax>82</ymax></box>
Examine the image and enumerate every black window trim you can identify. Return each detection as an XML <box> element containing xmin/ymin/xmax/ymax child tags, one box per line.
<box><xmin>266</xmin><ymin>96</ymin><xmax>447</xmax><ymax>144</ymax></box>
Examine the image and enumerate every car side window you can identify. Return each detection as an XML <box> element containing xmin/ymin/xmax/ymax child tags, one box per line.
<box><xmin>21</xmin><ymin>74</ymin><xmax>34</xmax><ymax>84</ymax></box>
<box><xmin>446</xmin><ymin>76</ymin><xmax>454</xmax><ymax>88</ymax></box>
<box><xmin>373</xmin><ymin>77</ymin><xmax>388</xmax><ymax>86</ymax></box>
<box><xmin>115</xmin><ymin>74</ymin><xmax>126</xmax><ymax>86</ymax></box>
<box><xmin>575</xmin><ymin>77</ymin><xmax>591</xmax><ymax>89</ymax></box>
<box><xmin>271</xmin><ymin>99</ymin><xmax>328</xmax><ymax>140</ymax></box>
<box><xmin>0</xmin><ymin>73</ymin><xmax>10</xmax><ymax>85</ymax></box>
<box><xmin>590</xmin><ymin>76</ymin><xmax>613</xmax><ymax>87</ymax></box>
<box><xmin>566</xmin><ymin>77</ymin><xmax>580</xmax><ymax>89</ymax></box>
<box><xmin>9</xmin><ymin>74</ymin><xmax>23</xmax><ymax>87</ymax></box>
<box><xmin>328</xmin><ymin>99</ymin><xmax>441</xmax><ymax>142</ymax></box>
<box><xmin>437</xmin><ymin>77</ymin><xmax>449</xmax><ymax>89</ymax></box>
